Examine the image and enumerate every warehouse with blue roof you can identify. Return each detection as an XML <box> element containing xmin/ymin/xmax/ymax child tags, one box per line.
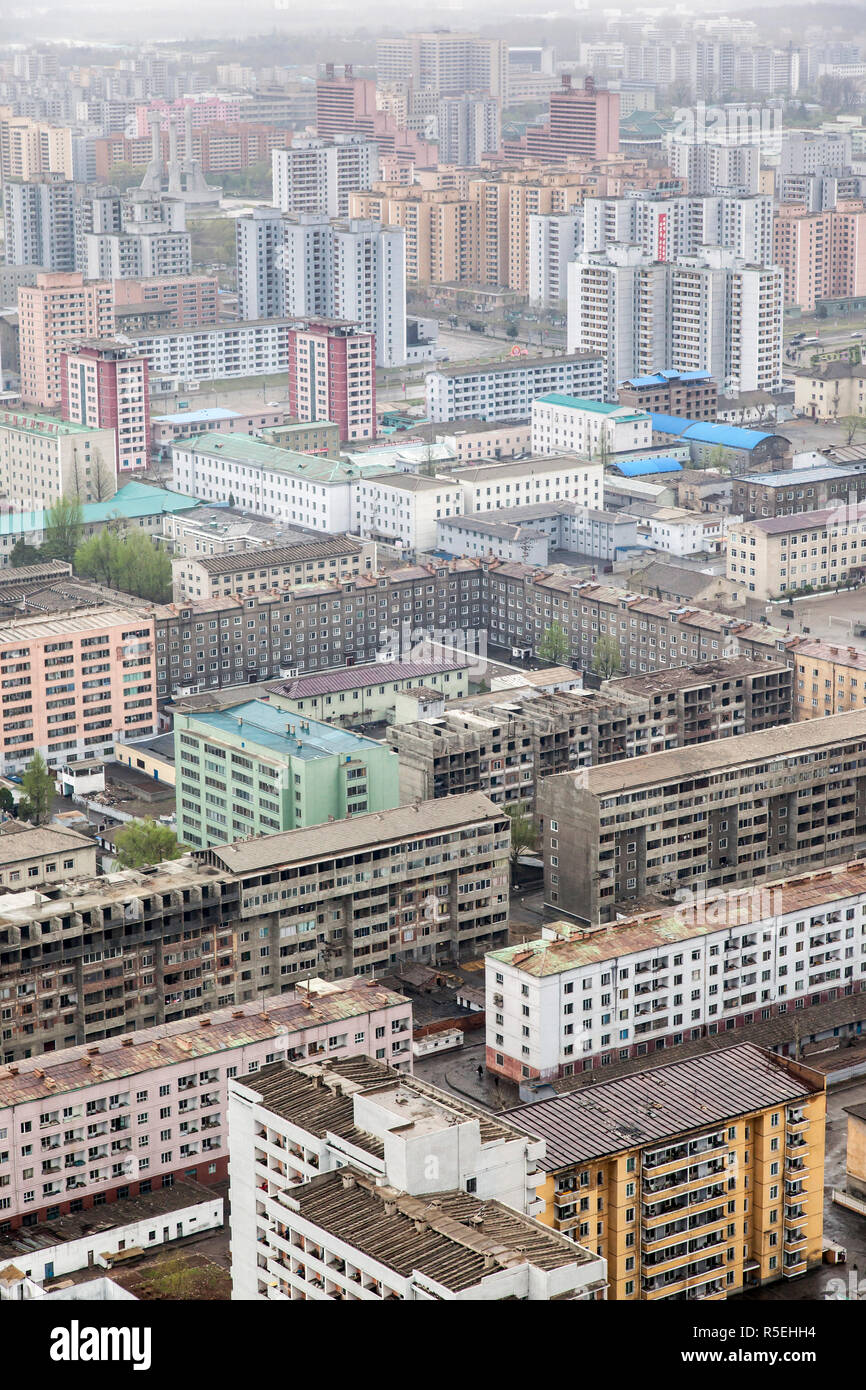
<box><xmin>650</xmin><ymin>414</ymin><xmax>790</xmax><ymax>469</ymax></box>
<box><xmin>608</xmin><ymin>456</ymin><xmax>683</xmax><ymax>477</ymax></box>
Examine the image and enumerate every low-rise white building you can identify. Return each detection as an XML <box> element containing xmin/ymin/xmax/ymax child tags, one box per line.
<box><xmin>426</xmin><ymin>353</ymin><xmax>606</xmax><ymax>424</ymax></box>
<box><xmin>486</xmin><ymin>860</ymin><xmax>866</xmax><ymax>1083</ymax></box>
<box><xmin>228</xmin><ymin>1055</ymin><xmax>608</xmax><ymax>1301</ymax></box>
<box><xmin>121</xmin><ymin>318</ymin><xmax>296</xmax><ymax>383</ymax></box>
<box><xmin>641</xmin><ymin>506</ymin><xmax>732</xmax><ymax>556</ymax></box>
<box><xmin>351</xmin><ymin>473</ymin><xmax>464</xmax><ymax>556</ymax></box>
<box><xmin>171</xmin><ymin>433</ymin><xmax>390</xmax><ymax>532</ymax></box>
<box><xmin>531</xmin><ymin>394</ymin><xmax>652</xmax><ymax>458</ymax></box>
<box><xmin>451</xmin><ymin>455</ymin><xmax>603</xmax><ymax>514</ymax></box>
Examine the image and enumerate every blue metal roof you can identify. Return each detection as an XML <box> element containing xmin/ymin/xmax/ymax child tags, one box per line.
<box><xmin>612</xmin><ymin>456</ymin><xmax>683</xmax><ymax>477</ymax></box>
<box><xmin>650</xmin><ymin>414</ymin><xmax>694</xmax><ymax>435</ymax></box>
<box><xmin>625</xmin><ymin>370</ymin><xmax>713</xmax><ymax>387</ymax></box>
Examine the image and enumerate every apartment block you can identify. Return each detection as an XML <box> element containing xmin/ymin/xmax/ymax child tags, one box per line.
<box><xmin>568</xmin><ymin>244</ymin><xmax>784</xmax><ymax>399</ymax></box>
<box><xmin>617</xmin><ymin>370</ymin><xmax>718</xmax><ymax>421</ymax></box>
<box><xmin>794</xmin><ymin>360</ymin><xmax>866</xmax><ymax>422</ymax></box>
<box><xmin>583</xmin><ymin>192</ymin><xmax>774</xmax><ymax>265</ymax></box>
<box><xmin>287</xmin><ymin>321</ymin><xmax>377</xmax><ymax>442</ymax></box>
<box><xmin>788</xmin><ymin>637</ymin><xmax>866</xmax><ymax>720</ymax></box>
<box><xmin>485</xmin><ymin>570</ymin><xmax>790</xmax><ymax>676</ymax></box>
<box><xmin>195</xmin><ymin>793</ymin><xmax>511</xmax><ymax>970</ymax></box>
<box><xmin>731</xmin><ymin>466</ymin><xmax>866</xmax><ymax>520</ymax></box>
<box><xmin>505</xmin><ymin>1045</ymin><xmax>825</xmax><ymax>1298</ymax></box>
<box><xmin>773</xmin><ymin>200</ymin><xmax>866</xmax><ymax>311</ymax></box>
<box><xmin>172</xmin><ymin>536</ymin><xmax>371</xmax><ymax>601</ymax></box>
<box><xmin>0</xmin><ymin>110</ymin><xmax>73</xmax><ymax>181</ymax></box>
<box><xmin>528</xmin><ymin>210</ymin><xmax>583</xmax><ymax>308</ymax></box>
<box><xmin>112</xmin><ymin>273</ymin><xmax>219</xmax><ymax>329</ymax></box>
<box><xmin>0</xmin><ymin>606</ymin><xmax>157</xmax><ymax>774</ymax></box>
<box><xmin>0</xmin><ymin>981</ymin><xmax>410</xmax><ymax>1226</ymax></box>
<box><xmin>391</xmin><ymin>660</ymin><xmax>791</xmax><ymax>810</ymax></box>
<box><xmin>152</xmin><ymin>557</ymin><xmax>489</xmax><ymax>699</ymax></box>
<box><xmin>174</xmin><ymin>699</ymin><xmax>399</xmax><ymax>848</ymax></box>
<box><xmin>487</xmin><ymin>860</ymin><xmax>866</xmax><ymax>1083</ymax></box>
<box><xmin>228</xmin><ymin>1055</ymin><xmax>606</xmax><ymax>1301</ymax></box>
<box><xmin>351</xmin><ymin>473</ymin><xmax>465</xmax><ymax>556</ymax></box>
<box><xmin>3</xmin><ymin>175</ymin><xmax>77</xmax><ymax>271</ymax></box>
<box><xmin>375</xmin><ymin>33</ymin><xmax>509</xmax><ymax>98</ymax></box>
<box><xmin>0</xmin><ymin>407</ymin><xmax>118</xmax><ymax>505</ymax></box>
<box><xmin>118</xmin><ymin>318</ymin><xmax>296</xmax><ymax>385</ymax></box>
<box><xmin>727</xmin><ymin>505</ymin><xmax>866</xmax><ymax>600</ymax></box>
<box><xmin>522</xmin><ymin>76</ymin><xmax>620</xmax><ymax>163</ymax></box>
<box><xmin>426</xmin><ymin>354</ymin><xmax>605</xmax><ymax>424</ymax></box>
<box><xmin>539</xmin><ymin>709</ymin><xmax>866</xmax><ymax>923</ymax></box>
<box><xmin>267</xmin><ymin>659</ymin><xmax>470</xmax><ymax>724</ymax></box>
<box><xmin>271</xmin><ymin>135</ymin><xmax>378</xmax><ymax>218</ymax></box>
<box><xmin>59</xmin><ymin>338</ymin><xmax>150</xmax><ymax>476</ymax></box>
<box><xmin>0</xmin><ymin>823</ymin><xmax>96</xmax><ymax>892</ymax></box>
<box><xmin>18</xmin><ymin>272</ymin><xmax>115</xmax><ymax>410</ymax></box>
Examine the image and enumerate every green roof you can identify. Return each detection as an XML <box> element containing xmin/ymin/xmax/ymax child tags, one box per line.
<box><xmin>0</xmin><ymin>407</ymin><xmax>111</xmax><ymax>440</ymax></box>
<box><xmin>0</xmin><ymin>481</ymin><xmax>200</xmax><ymax>537</ymax></box>
<box><xmin>535</xmin><ymin>394</ymin><xmax>647</xmax><ymax>421</ymax></box>
<box><xmin>181</xmin><ymin>433</ymin><xmax>390</xmax><ymax>482</ymax></box>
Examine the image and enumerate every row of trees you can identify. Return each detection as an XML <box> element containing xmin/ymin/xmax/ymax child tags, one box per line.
<box><xmin>10</xmin><ymin>497</ymin><xmax>171</xmax><ymax>601</ymax></box>
<box><xmin>538</xmin><ymin>620</ymin><xmax>621</xmax><ymax>679</ymax></box>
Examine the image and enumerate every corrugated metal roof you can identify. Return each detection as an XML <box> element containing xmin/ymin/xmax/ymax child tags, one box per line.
<box><xmin>269</xmin><ymin>659</ymin><xmax>464</xmax><ymax>699</ymax></box>
<box><xmin>612</xmin><ymin>456</ymin><xmax>683</xmax><ymax>477</ymax></box>
<box><xmin>504</xmin><ymin>1043</ymin><xmax>816</xmax><ymax>1169</ymax></box>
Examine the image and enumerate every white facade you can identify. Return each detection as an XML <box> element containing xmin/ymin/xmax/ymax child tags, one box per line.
<box><xmin>667</xmin><ymin>139</ymin><xmax>760</xmax><ymax>195</ymax></box>
<box><xmin>567</xmin><ymin>244</ymin><xmax>783</xmax><ymax>398</ymax></box>
<box><xmin>528</xmin><ymin>210</ymin><xmax>583</xmax><ymax>308</ymax></box>
<box><xmin>486</xmin><ymin>867</ymin><xmax>866</xmax><ymax>1081</ymax></box>
<box><xmin>352</xmin><ymin>474</ymin><xmax>464</xmax><ymax>555</ymax></box>
<box><xmin>642</xmin><ymin>507</ymin><xmax>731</xmax><ymax>557</ymax></box>
<box><xmin>123</xmin><ymin>319</ymin><xmax>294</xmax><ymax>383</ymax></box>
<box><xmin>0</xmin><ymin>1194</ymin><xmax>224</xmax><ymax>1286</ymax></box>
<box><xmin>436</xmin><ymin>94</ymin><xmax>500</xmax><ymax>166</ymax></box>
<box><xmin>531</xmin><ymin>396</ymin><xmax>652</xmax><ymax>457</ymax></box>
<box><xmin>3</xmin><ymin>177</ymin><xmax>76</xmax><ymax>271</ymax></box>
<box><xmin>272</xmin><ymin>135</ymin><xmax>379</xmax><ymax>219</ymax></box>
<box><xmin>226</xmin><ymin>1058</ymin><xmax>604</xmax><ymax>1302</ymax></box>
<box><xmin>454</xmin><ymin>456</ymin><xmax>604</xmax><ymax>514</ymax></box>
<box><xmin>582</xmin><ymin>193</ymin><xmax>774</xmax><ymax>265</ymax></box>
<box><xmin>171</xmin><ymin>437</ymin><xmax>366</xmax><ymax>530</ymax></box>
<box><xmin>426</xmin><ymin>354</ymin><xmax>606</xmax><ymax>423</ymax></box>
<box><xmin>235</xmin><ymin>213</ymin><xmax>408</xmax><ymax>369</ymax></box>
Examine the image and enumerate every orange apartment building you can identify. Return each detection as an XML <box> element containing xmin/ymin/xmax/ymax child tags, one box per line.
<box><xmin>0</xmin><ymin>109</ymin><xmax>73</xmax><ymax>180</ymax></box>
<box><xmin>787</xmin><ymin>636</ymin><xmax>866</xmax><ymax>719</ymax></box>
<box><xmin>18</xmin><ymin>271</ymin><xmax>115</xmax><ymax>410</ymax></box>
<box><xmin>773</xmin><ymin>200</ymin><xmax>866</xmax><ymax>311</ymax></box>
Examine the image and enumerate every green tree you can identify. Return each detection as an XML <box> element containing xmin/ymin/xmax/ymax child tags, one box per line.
<box><xmin>0</xmin><ymin>787</ymin><xmax>16</xmax><ymax>816</ymax></box>
<box><xmin>74</xmin><ymin>530</ymin><xmax>172</xmax><ymax>601</ymax></box>
<box><xmin>18</xmin><ymin>753</ymin><xmax>53</xmax><ymax>826</ymax></box>
<box><xmin>9</xmin><ymin>537</ymin><xmax>41</xmax><ymax>567</ymax></box>
<box><xmin>113</xmin><ymin>818</ymin><xmax>184</xmax><ymax>869</ymax></box>
<box><xmin>506</xmin><ymin>801</ymin><xmax>538</xmax><ymax>884</ymax></box>
<box><xmin>505</xmin><ymin>322</ymin><xmax>519</xmax><ymax>339</ymax></box>
<box><xmin>42</xmin><ymin>496</ymin><xmax>84</xmax><ymax>564</ymax></box>
<box><xmin>592</xmin><ymin>632</ymin><xmax>622</xmax><ymax>680</ymax></box>
<box><xmin>537</xmin><ymin>620</ymin><xmax>570</xmax><ymax>664</ymax></box>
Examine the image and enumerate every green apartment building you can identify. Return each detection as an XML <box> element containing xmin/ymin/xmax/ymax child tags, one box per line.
<box><xmin>175</xmin><ymin>699</ymin><xmax>400</xmax><ymax>849</ymax></box>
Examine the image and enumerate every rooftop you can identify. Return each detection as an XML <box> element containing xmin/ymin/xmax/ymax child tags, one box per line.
<box><xmin>0</xmin><ymin>604</ymin><xmax>150</xmax><ymax>643</ymax></box>
<box><xmin>0</xmin><ymin>821</ymin><xmax>95</xmax><ymax>868</ymax></box>
<box><xmin>608</xmin><ymin>655</ymin><xmax>788</xmax><ymax>697</ymax></box>
<box><xmin>572</xmin><ymin>707</ymin><xmax>866</xmax><ymax>795</ymax></box>
<box><xmin>737</xmin><ymin>466</ymin><xmax>855</xmax><ymax>489</ymax></box>
<box><xmin>194</xmin><ymin>791</ymin><xmax>504</xmax><ymax>873</ymax></box>
<box><xmin>450</xmin><ymin>455</ymin><xmax>600</xmax><ymax>484</ymax></box>
<box><xmin>786</xmin><ymin>637</ymin><xmax>866</xmax><ymax>671</ymax></box>
<box><xmin>504</xmin><ymin>1044</ymin><xmax>819</xmax><ymax>1169</ymax></box>
<box><xmin>430</xmin><ymin>352</ymin><xmax>603</xmax><ymax>380</ymax></box>
<box><xmin>266</xmin><ymin>658</ymin><xmax>465</xmax><ymax>700</ymax></box>
<box><xmin>188</xmin><ymin>535</ymin><xmax>363</xmax><ymax>575</ymax></box>
<box><xmin>179</xmin><ymin>699</ymin><xmax>384</xmax><ymax>762</ymax></box>
<box><xmin>0</xmin><ymin>981</ymin><xmax>409</xmax><ymax>1108</ymax></box>
<box><xmin>488</xmin><ymin>859</ymin><xmax>866</xmax><ymax>977</ymax></box>
<box><xmin>651</xmin><ymin>416</ymin><xmax>782</xmax><ymax>450</ymax></box>
<box><xmin>534</xmin><ymin>393</ymin><xmax>648</xmax><ymax>421</ymax></box>
<box><xmin>611</xmin><ymin>456</ymin><xmax>683</xmax><ymax>477</ymax></box>
<box><xmin>179</xmin><ymin>433</ymin><xmax>390</xmax><ymax>482</ymax></box>
<box><xmin>734</xmin><ymin>505</ymin><xmax>863</xmax><ymax>535</ymax></box>
<box><xmin>284</xmin><ymin>1167</ymin><xmax>598</xmax><ymax>1289</ymax></box>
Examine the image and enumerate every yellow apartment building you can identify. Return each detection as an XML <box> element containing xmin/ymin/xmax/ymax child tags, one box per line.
<box><xmin>727</xmin><ymin>504</ymin><xmax>866</xmax><ymax>599</ymax></box>
<box><xmin>788</xmin><ymin>636</ymin><xmax>866</xmax><ymax>718</ymax></box>
<box><xmin>505</xmin><ymin>1043</ymin><xmax>825</xmax><ymax>1301</ymax></box>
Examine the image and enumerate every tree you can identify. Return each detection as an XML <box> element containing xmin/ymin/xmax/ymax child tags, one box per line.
<box><xmin>840</xmin><ymin>416</ymin><xmax>866</xmax><ymax>446</ymax></box>
<box><xmin>538</xmin><ymin>620</ymin><xmax>570</xmax><ymax>664</ymax></box>
<box><xmin>42</xmin><ymin>496</ymin><xmax>84</xmax><ymax>564</ymax></box>
<box><xmin>74</xmin><ymin>530</ymin><xmax>172</xmax><ymax>601</ymax></box>
<box><xmin>0</xmin><ymin>787</ymin><xmax>16</xmax><ymax>816</ymax></box>
<box><xmin>113</xmin><ymin>818</ymin><xmax>184</xmax><ymax>869</ymax></box>
<box><xmin>592</xmin><ymin>633</ymin><xmax>622</xmax><ymax>680</ymax></box>
<box><xmin>90</xmin><ymin>448</ymin><xmax>116</xmax><ymax>501</ymax></box>
<box><xmin>506</xmin><ymin>801</ymin><xmax>538</xmax><ymax>884</ymax></box>
<box><xmin>9</xmin><ymin>537</ymin><xmax>41</xmax><ymax>567</ymax></box>
<box><xmin>505</xmin><ymin>322</ymin><xmax>519</xmax><ymax>340</ymax></box>
<box><xmin>18</xmin><ymin>753</ymin><xmax>53</xmax><ymax>826</ymax></box>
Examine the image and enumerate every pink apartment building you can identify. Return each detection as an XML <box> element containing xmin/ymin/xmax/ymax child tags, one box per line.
<box><xmin>60</xmin><ymin>339</ymin><xmax>151</xmax><ymax>475</ymax></box>
<box><xmin>0</xmin><ymin>606</ymin><xmax>157</xmax><ymax>774</ymax></box>
<box><xmin>113</xmin><ymin>273</ymin><xmax>220</xmax><ymax>329</ymax></box>
<box><xmin>0</xmin><ymin>981</ymin><xmax>411</xmax><ymax>1229</ymax></box>
<box><xmin>18</xmin><ymin>271</ymin><xmax>115</xmax><ymax>410</ymax></box>
<box><xmin>773</xmin><ymin>199</ymin><xmax>866</xmax><ymax>311</ymax></box>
